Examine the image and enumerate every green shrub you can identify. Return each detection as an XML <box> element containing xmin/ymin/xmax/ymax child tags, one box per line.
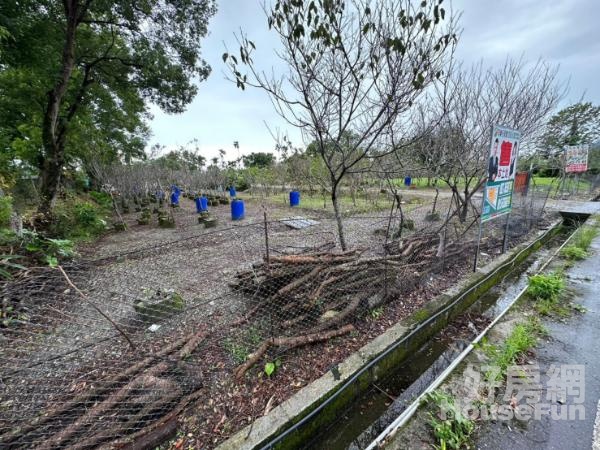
<box><xmin>89</xmin><ymin>191</ymin><xmax>113</xmax><ymax>209</ymax></box>
<box><xmin>51</xmin><ymin>197</ymin><xmax>108</xmax><ymax>239</ymax></box>
<box><xmin>1</xmin><ymin>229</ymin><xmax>75</xmax><ymax>268</ymax></box>
<box><xmin>0</xmin><ymin>195</ymin><xmax>12</xmax><ymax>228</ymax></box>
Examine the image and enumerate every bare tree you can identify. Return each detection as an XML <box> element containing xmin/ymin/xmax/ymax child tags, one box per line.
<box><xmin>427</xmin><ymin>59</ymin><xmax>565</xmax><ymax>221</ymax></box>
<box><xmin>224</xmin><ymin>0</ymin><xmax>456</xmax><ymax>249</ymax></box>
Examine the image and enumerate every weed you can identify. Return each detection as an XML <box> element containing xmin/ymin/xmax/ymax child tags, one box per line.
<box><xmin>571</xmin><ymin>303</ymin><xmax>587</xmax><ymax>314</ymax></box>
<box><xmin>527</xmin><ymin>272</ymin><xmax>565</xmax><ymax>301</ymax></box>
<box><xmin>369</xmin><ymin>306</ymin><xmax>384</xmax><ymax>320</ymax></box>
<box><xmin>224</xmin><ymin>326</ymin><xmax>264</xmax><ymax>365</ymax></box>
<box><xmin>573</xmin><ymin>226</ymin><xmax>598</xmax><ymax>252</ymax></box>
<box><xmin>560</xmin><ymin>245</ymin><xmax>588</xmax><ymax>261</ymax></box>
<box><xmin>526</xmin><ymin>315</ymin><xmax>548</xmax><ymax>336</ymax></box>
<box><xmin>535</xmin><ymin>298</ymin><xmax>570</xmax><ymax>317</ymax></box>
<box><xmin>50</xmin><ymin>195</ymin><xmax>109</xmax><ymax>239</ymax></box>
<box><xmin>88</xmin><ymin>191</ymin><xmax>113</xmax><ymax>209</ymax></box>
<box><xmin>264</xmin><ymin>358</ymin><xmax>282</xmax><ymax>377</ymax></box>
<box><xmin>246</xmin><ymin>325</ymin><xmax>263</xmax><ymax>346</ymax></box>
<box><xmin>484</xmin><ymin>318</ymin><xmax>540</xmax><ymax>381</ymax></box>
<box><xmin>223</xmin><ymin>340</ymin><xmax>249</xmax><ymax>365</ymax></box>
<box><xmin>0</xmin><ymin>254</ymin><xmax>26</xmax><ymax>279</ymax></box>
<box><xmin>425</xmin><ymin>391</ymin><xmax>474</xmax><ymax>450</ymax></box>
<box><xmin>527</xmin><ymin>272</ymin><xmax>568</xmax><ymax>317</ymax></box>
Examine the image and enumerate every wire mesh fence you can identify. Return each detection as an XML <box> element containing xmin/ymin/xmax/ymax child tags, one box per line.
<box><xmin>0</xmin><ymin>186</ymin><xmax>558</xmax><ymax>449</ymax></box>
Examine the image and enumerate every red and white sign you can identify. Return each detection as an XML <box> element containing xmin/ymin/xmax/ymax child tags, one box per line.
<box><xmin>565</xmin><ymin>145</ymin><xmax>589</xmax><ymax>173</ymax></box>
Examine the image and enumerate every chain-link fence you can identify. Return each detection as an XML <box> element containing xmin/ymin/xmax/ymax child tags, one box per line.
<box><xmin>0</xmin><ymin>187</ymin><xmax>558</xmax><ymax>449</ymax></box>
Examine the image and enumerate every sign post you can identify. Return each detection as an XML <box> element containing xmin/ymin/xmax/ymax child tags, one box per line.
<box><xmin>474</xmin><ymin>125</ymin><xmax>522</xmax><ymax>271</ymax></box>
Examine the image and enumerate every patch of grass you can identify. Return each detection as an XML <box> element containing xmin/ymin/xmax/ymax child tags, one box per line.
<box><xmin>531</xmin><ymin>176</ymin><xmax>559</xmax><ymax>187</ymax></box>
<box><xmin>527</xmin><ymin>272</ymin><xmax>570</xmax><ymax>317</ymax></box>
<box><xmin>223</xmin><ymin>339</ymin><xmax>249</xmax><ymax>365</ymax></box>
<box><xmin>484</xmin><ymin>318</ymin><xmax>541</xmax><ymax>381</ymax></box>
<box><xmin>527</xmin><ymin>272</ymin><xmax>564</xmax><ymax>301</ymax></box>
<box><xmin>223</xmin><ymin>325</ymin><xmax>264</xmax><ymax>365</ymax></box>
<box><xmin>573</xmin><ymin>225</ymin><xmax>598</xmax><ymax>252</ymax></box>
<box><xmin>244</xmin><ymin>191</ymin><xmax>394</xmax><ymax>216</ymax></box>
<box><xmin>425</xmin><ymin>391</ymin><xmax>474</xmax><ymax>450</ymax></box>
<box><xmin>536</xmin><ymin>298</ymin><xmax>570</xmax><ymax>317</ymax></box>
<box><xmin>560</xmin><ymin>245</ymin><xmax>588</xmax><ymax>261</ymax></box>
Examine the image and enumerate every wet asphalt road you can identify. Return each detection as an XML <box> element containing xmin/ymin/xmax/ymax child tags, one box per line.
<box><xmin>475</xmin><ymin>225</ymin><xmax>600</xmax><ymax>450</ymax></box>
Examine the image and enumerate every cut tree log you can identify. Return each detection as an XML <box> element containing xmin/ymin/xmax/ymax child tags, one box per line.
<box><xmin>234</xmin><ymin>324</ymin><xmax>355</xmax><ymax>380</ymax></box>
<box><xmin>0</xmin><ymin>332</ymin><xmax>195</xmax><ymax>446</ymax></box>
<box><xmin>38</xmin><ymin>363</ymin><xmax>170</xmax><ymax>450</ymax></box>
<box><xmin>106</xmin><ymin>388</ymin><xmax>206</xmax><ymax>450</ymax></box>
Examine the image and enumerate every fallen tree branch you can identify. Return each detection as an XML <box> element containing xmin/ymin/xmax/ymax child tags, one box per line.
<box><xmin>277</xmin><ymin>265</ymin><xmax>324</xmax><ymax>295</ymax></box>
<box><xmin>178</xmin><ymin>329</ymin><xmax>207</xmax><ymax>360</ymax></box>
<box><xmin>38</xmin><ymin>363</ymin><xmax>170</xmax><ymax>450</ymax></box>
<box><xmin>0</xmin><ymin>331</ymin><xmax>194</xmax><ymax>446</ymax></box>
<box><xmin>108</xmin><ymin>388</ymin><xmax>206</xmax><ymax>449</ymax></box>
<box><xmin>234</xmin><ymin>324</ymin><xmax>355</xmax><ymax>380</ymax></box>
<box><xmin>70</xmin><ymin>387</ymin><xmax>181</xmax><ymax>450</ymax></box>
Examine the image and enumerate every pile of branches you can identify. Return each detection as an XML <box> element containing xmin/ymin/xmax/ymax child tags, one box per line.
<box><xmin>0</xmin><ymin>330</ymin><xmax>207</xmax><ymax>450</ymax></box>
<box><xmin>229</xmin><ymin>230</ymin><xmax>478</xmax><ymax>379</ymax></box>
<box><xmin>384</xmin><ymin>231</ymin><xmax>479</xmax><ymax>264</ymax></box>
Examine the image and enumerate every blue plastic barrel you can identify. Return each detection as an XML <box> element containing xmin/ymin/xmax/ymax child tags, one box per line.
<box><xmin>404</xmin><ymin>176</ymin><xmax>412</xmax><ymax>187</ymax></box>
<box><xmin>290</xmin><ymin>191</ymin><xmax>300</xmax><ymax>207</ymax></box>
<box><xmin>229</xmin><ymin>186</ymin><xmax>237</xmax><ymax>197</ymax></box>
<box><xmin>195</xmin><ymin>197</ymin><xmax>208</xmax><ymax>212</ymax></box>
<box><xmin>200</xmin><ymin>196</ymin><xmax>208</xmax><ymax>211</ymax></box>
<box><xmin>231</xmin><ymin>199</ymin><xmax>245</xmax><ymax>220</ymax></box>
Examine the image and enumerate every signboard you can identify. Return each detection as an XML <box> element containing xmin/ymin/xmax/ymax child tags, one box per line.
<box><xmin>565</xmin><ymin>145</ymin><xmax>589</xmax><ymax>173</ymax></box>
<box><xmin>514</xmin><ymin>171</ymin><xmax>530</xmax><ymax>195</ymax></box>
<box><xmin>482</xmin><ymin>125</ymin><xmax>521</xmax><ymax>223</ymax></box>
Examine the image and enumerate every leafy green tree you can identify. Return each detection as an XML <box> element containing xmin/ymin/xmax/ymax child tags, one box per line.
<box><xmin>0</xmin><ymin>0</ymin><xmax>217</xmax><ymax>221</ymax></box>
<box><xmin>151</xmin><ymin>139</ymin><xmax>206</xmax><ymax>171</ymax></box>
<box><xmin>153</xmin><ymin>150</ymin><xmax>206</xmax><ymax>171</ymax></box>
<box><xmin>242</xmin><ymin>152</ymin><xmax>275</xmax><ymax>168</ymax></box>
<box><xmin>540</xmin><ymin>102</ymin><xmax>600</xmax><ymax>156</ymax></box>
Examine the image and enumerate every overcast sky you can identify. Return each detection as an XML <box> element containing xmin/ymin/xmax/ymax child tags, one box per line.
<box><xmin>148</xmin><ymin>0</ymin><xmax>600</xmax><ymax>161</ymax></box>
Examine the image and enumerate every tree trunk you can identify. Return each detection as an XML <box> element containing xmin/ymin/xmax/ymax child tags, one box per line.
<box><xmin>38</xmin><ymin>2</ymin><xmax>79</xmax><ymax>219</ymax></box>
<box><xmin>459</xmin><ymin>200</ymin><xmax>469</xmax><ymax>222</ymax></box>
<box><xmin>331</xmin><ymin>186</ymin><xmax>347</xmax><ymax>251</ymax></box>
<box><xmin>460</xmin><ymin>186</ymin><xmax>471</xmax><ymax>222</ymax></box>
